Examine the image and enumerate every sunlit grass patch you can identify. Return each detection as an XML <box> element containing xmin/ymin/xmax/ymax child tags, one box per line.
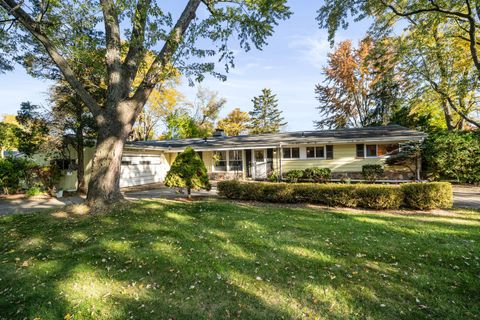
<box><xmin>0</xmin><ymin>199</ymin><xmax>479</xmax><ymax>319</ymax></box>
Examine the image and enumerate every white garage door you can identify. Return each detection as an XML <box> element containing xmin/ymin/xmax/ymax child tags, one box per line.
<box><xmin>120</xmin><ymin>154</ymin><xmax>169</xmax><ymax>188</ymax></box>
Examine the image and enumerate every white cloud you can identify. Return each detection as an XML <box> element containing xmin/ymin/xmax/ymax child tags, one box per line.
<box><xmin>287</xmin><ymin>33</ymin><xmax>331</xmax><ymax>69</ymax></box>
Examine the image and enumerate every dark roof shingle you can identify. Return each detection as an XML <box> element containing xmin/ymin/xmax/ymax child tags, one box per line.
<box><xmin>127</xmin><ymin>125</ymin><xmax>426</xmax><ymax>151</ymax></box>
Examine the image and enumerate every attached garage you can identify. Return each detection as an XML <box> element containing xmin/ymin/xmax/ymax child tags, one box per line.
<box><xmin>119</xmin><ymin>152</ymin><xmax>169</xmax><ymax>188</ymax></box>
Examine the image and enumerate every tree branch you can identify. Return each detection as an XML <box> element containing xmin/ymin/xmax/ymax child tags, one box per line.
<box><xmin>0</xmin><ymin>0</ymin><xmax>101</xmax><ymax>116</ymax></box>
<box><xmin>129</xmin><ymin>0</ymin><xmax>202</xmax><ymax>119</ymax></box>
<box><xmin>122</xmin><ymin>0</ymin><xmax>151</xmax><ymax>91</ymax></box>
<box><xmin>380</xmin><ymin>0</ymin><xmax>470</xmax><ymax>19</ymax></box>
<box><xmin>464</xmin><ymin>0</ymin><xmax>480</xmax><ymax>77</ymax></box>
<box><xmin>100</xmin><ymin>0</ymin><xmax>123</xmax><ymax>103</ymax></box>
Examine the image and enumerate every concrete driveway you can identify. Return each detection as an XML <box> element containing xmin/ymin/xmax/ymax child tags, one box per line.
<box><xmin>0</xmin><ymin>187</ymin><xmax>218</xmax><ymax>216</ymax></box>
<box><xmin>0</xmin><ymin>195</ymin><xmax>85</xmax><ymax>216</ymax></box>
<box><xmin>453</xmin><ymin>186</ymin><xmax>480</xmax><ymax>209</ymax></box>
<box><xmin>124</xmin><ymin>187</ymin><xmax>217</xmax><ymax>200</ymax></box>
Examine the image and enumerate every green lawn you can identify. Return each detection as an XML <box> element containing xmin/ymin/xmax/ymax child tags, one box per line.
<box><xmin>0</xmin><ymin>200</ymin><xmax>479</xmax><ymax>320</ymax></box>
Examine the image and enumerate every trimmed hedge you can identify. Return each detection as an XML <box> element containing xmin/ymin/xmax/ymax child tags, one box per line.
<box><xmin>401</xmin><ymin>182</ymin><xmax>453</xmax><ymax>210</ymax></box>
<box><xmin>217</xmin><ymin>181</ymin><xmax>453</xmax><ymax>210</ymax></box>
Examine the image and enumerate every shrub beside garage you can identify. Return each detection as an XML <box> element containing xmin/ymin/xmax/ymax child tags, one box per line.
<box><xmin>218</xmin><ymin>180</ymin><xmax>452</xmax><ymax>210</ymax></box>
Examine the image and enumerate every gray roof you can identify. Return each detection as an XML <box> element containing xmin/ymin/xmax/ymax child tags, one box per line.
<box><xmin>126</xmin><ymin>125</ymin><xmax>426</xmax><ymax>152</ymax></box>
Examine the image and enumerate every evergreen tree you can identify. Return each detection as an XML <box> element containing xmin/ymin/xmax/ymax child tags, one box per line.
<box><xmin>164</xmin><ymin>147</ymin><xmax>211</xmax><ymax>199</ymax></box>
<box><xmin>249</xmin><ymin>89</ymin><xmax>286</xmax><ymax>134</ymax></box>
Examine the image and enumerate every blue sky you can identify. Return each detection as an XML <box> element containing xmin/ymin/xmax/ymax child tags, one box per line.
<box><xmin>0</xmin><ymin>1</ymin><xmax>370</xmax><ymax>131</ymax></box>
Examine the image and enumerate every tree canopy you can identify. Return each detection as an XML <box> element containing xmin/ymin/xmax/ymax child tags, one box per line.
<box><xmin>217</xmin><ymin>108</ymin><xmax>250</xmax><ymax>136</ymax></box>
<box><xmin>316</xmin><ymin>1</ymin><xmax>480</xmax><ymax>130</ymax></box>
<box><xmin>0</xmin><ymin>0</ymin><xmax>292</xmax><ymax>206</ymax></box>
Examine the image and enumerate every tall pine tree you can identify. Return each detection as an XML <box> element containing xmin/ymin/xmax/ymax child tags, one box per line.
<box><xmin>249</xmin><ymin>89</ymin><xmax>287</xmax><ymax>134</ymax></box>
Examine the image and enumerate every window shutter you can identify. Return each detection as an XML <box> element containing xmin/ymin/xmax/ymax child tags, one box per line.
<box><xmin>326</xmin><ymin>145</ymin><xmax>334</xmax><ymax>159</ymax></box>
<box><xmin>356</xmin><ymin>144</ymin><xmax>364</xmax><ymax>158</ymax></box>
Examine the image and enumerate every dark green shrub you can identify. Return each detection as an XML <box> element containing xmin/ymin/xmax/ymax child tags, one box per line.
<box><xmin>259</xmin><ymin>183</ymin><xmax>295</xmax><ymax>203</ymax></box>
<box><xmin>219</xmin><ymin>181</ymin><xmax>451</xmax><ymax>210</ymax></box>
<box><xmin>303</xmin><ymin>167</ymin><xmax>332</xmax><ymax>183</ymax></box>
<box><xmin>0</xmin><ymin>157</ymin><xmax>37</xmax><ymax>194</ymax></box>
<box><xmin>401</xmin><ymin>182</ymin><xmax>453</xmax><ymax>210</ymax></box>
<box><xmin>217</xmin><ymin>181</ymin><xmax>295</xmax><ymax>203</ymax></box>
<box><xmin>219</xmin><ymin>181</ymin><xmax>401</xmax><ymax>209</ymax></box>
<box><xmin>318</xmin><ymin>184</ymin><xmax>360</xmax><ymax>207</ymax></box>
<box><xmin>217</xmin><ymin>180</ymin><xmax>242</xmax><ymax>199</ymax></box>
<box><xmin>356</xmin><ymin>185</ymin><xmax>403</xmax><ymax>210</ymax></box>
<box><xmin>362</xmin><ymin>164</ymin><xmax>384</xmax><ymax>182</ymax></box>
<box><xmin>165</xmin><ymin>147</ymin><xmax>211</xmax><ymax>198</ymax></box>
<box><xmin>284</xmin><ymin>169</ymin><xmax>304</xmax><ymax>183</ymax></box>
<box><xmin>423</xmin><ymin>131</ymin><xmax>480</xmax><ymax>183</ymax></box>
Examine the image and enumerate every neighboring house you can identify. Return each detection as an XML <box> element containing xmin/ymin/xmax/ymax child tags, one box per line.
<box><xmin>57</xmin><ymin>125</ymin><xmax>425</xmax><ymax>191</ymax></box>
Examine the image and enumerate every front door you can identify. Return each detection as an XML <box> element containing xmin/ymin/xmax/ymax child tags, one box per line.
<box><xmin>246</xmin><ymin>149</ymin><xmax>252</xmax><ymax>178</ymax></box>
<box><xmin>253</xmin><ymin>149</ymin><xmax>267</xmax><ymax>180</ymax></box>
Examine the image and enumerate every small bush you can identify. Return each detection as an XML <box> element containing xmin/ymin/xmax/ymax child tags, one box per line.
<box><xmin>284</xmin><ymin>169</ymin><xmax>304</xmax><ymax>183</ymax></box>
<box><xmin>26</xmin><ymin>186</ymin><xmax>44</xmax><ymax>197</ymax></box>
<box><xmin>401</xmin><ymin>182</ymin><xmax>453</xmax><ymax>210</ymax></box>
<box><xmin>267</xmin><ymin>170</ymin><xmax>279</xmax><ymax>182</ymax></box>
<box><xmin>362</xmin><ymin>165</ymin><xmax>384</xmax><ymax>182</ymax></box>
<box><xmin>303</xmin><ymin>167</ymin><xmax>331</xmax><ymax>183</ymax></box>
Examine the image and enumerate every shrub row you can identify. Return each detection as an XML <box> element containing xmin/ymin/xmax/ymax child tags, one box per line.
<box><xmin>218</xmin><ymin>180</ymin><xmax>453</xmax><ymax>210</ymax></box>
<box><xmin>283</xmin><ymin>167</ymin><xmax>332</xmax><ymax>183</ymax></box>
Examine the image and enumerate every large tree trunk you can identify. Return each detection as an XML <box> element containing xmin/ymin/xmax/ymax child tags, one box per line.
<box><xmin>86</xmin><ymin>107</ymin><xmax>133</xmax><ymax>208</ymax></box>
<box><xmin>76</xmin><ymin>141</ymin><xmax>86</xmax><ymax>193</ymax></box>
<box><xmin>76</xmin><ymin>103</ymin><xmax>86</xmax><ymax>193</ymax></box>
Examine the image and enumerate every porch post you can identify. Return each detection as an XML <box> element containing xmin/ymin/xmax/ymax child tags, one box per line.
<box><xmin>242</xmin><ymin>149</ymin><xmax>247</xmax><ymax>180</ymax></box>
<box><xmin>278</xmin><ymin>145</ymin><xmax>283</xmax><ymax>182</ymax></box>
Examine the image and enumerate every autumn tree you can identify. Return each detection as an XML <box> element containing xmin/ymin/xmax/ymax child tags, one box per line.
<box><xmin>317</xmin><ymin>0</ymin><xmax>480</xmax><ymax>76</ymax></box>
<box><xmin>217</xmin><ymin>108</ymin><xmax>250</xmax><ymax>136</ymax></box>
<box><xmin>317</xmin><ymin>0</ymin><xmax>480</xmax><ymax>129</ymax></box>
<box><xmin>397</xmin><ymin>20</ymin><xmax>480</xmax><ymax>130</ymax></box>
<box><xmin>131</xmin><ymin>77</ymin><xmax>185</xmax><ymax>141</ymax></box>
<box><xmin>190</xmin><ymin>87</ymin><xmax>226</xmax><ymax>137</ymax></box>
<box><xmin>163</xmin><ymin>86</ymin><xmax>226</xmax><ymax>139</ymax></box>
<box><xmin>314</xmin><ymin>37</ymin><xmax>399</xmax><ymax>129</ymax></box>
<box><xmin>249</xmin><ymin>88</ymin><xmax>286</xmax><ymax>134</ymax></box>
<box><xmin>0</xmin><ymin>0</ymin><xmax>291</xmax><ymax>207</ymax></box>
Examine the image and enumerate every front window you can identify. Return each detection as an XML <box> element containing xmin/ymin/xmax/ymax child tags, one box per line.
<box><xmin>228</xmin><ymin>150</ymin><xmax>243</xmax><ymax>171</ymax></box>
<box><xmin>282</xmin><ymin>147</ymin><xmax>300</xmax><ymax>159</ymax></box>
<box><xmin>255</xmin><ymin>149</ymin><xmax>265</xmax><ymax>162</ymax></box>
<box><xmin>366</xmin><ymin>144</ymin><xmax>377</xmax><ymax>157</ymax></box>
<box><xmin>378</xmin><ymin>144</ymin><xmax>399</xmax><ymax>156</ymax></box>
<box><xmin>213</xmin><ymin>151</ymin><xmax>227</xmax><ymax>171</ymax></box>
<box><xmin>306</xmin><ymin>146</ymin><xmax>325</xmax><ymax>158</ymax></box>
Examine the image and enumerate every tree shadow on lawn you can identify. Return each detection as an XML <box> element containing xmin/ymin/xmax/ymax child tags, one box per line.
<box><xmin>0</xmin><ymin>199</ymin><xmax>479</xmax><ymax>320</ymax></box>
